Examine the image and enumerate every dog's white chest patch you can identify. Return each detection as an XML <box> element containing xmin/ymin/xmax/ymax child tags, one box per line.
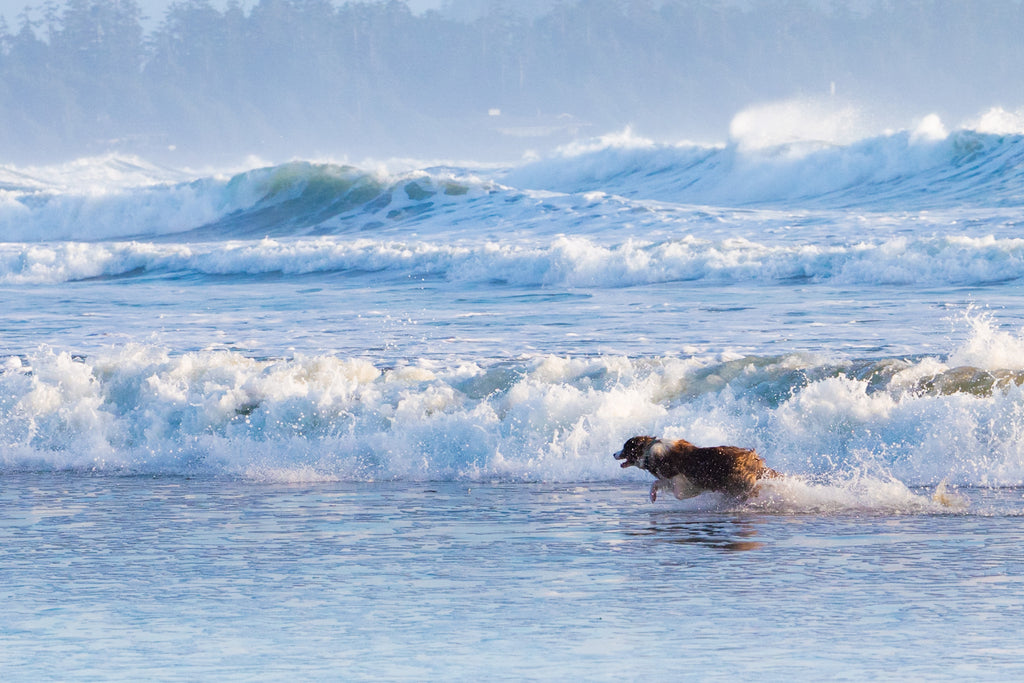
<box><xmin>652</xmin><ymin>474</ymin><xmax>704</xmax><ymax>501</ymax></box>
<box><xmin>667</xmin><ymin>474</ymin><xmax>703</xmax><ymax>500</ymax></box>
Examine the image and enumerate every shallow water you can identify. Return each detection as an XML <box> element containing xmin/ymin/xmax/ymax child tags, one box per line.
<box><xmin>1</xmin><ymin>275</ymin><xmax>989</xmax><ymax>361</ymax></box>
<box><xmin>3</xmin><ymin>475</ymin><xmax>1023</xmax><ymax>680</ymax></box>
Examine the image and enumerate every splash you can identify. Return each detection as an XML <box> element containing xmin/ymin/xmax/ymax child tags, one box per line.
<box><xmin>946</xmin><ymin>308</ymin><xmax>1024</xmax><ymax>370</ymax></box>
<box><xmin>745</xmin><ymin>475</ymin><xmax>967</xmax><ymax>515</ymax></box>
<box><xmin>969</xmin><ymin>106</ymin><xmax>1024</xmax><ymax>136</ymax></box>
<box><xmin>728</xmin><ymin>97</ymin><xmax>872</xmax><ymax>150</ymax></box>
<box><xmin>910</xmin><ymin>113</ymin><xmax>949</xmax><ymax>143</ymax></box>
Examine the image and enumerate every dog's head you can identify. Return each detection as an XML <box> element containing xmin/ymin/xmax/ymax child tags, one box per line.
<box><xmin>613</xmin><ymin>436</ymin><xmax>657</xmax><ymax>470</ymax></box>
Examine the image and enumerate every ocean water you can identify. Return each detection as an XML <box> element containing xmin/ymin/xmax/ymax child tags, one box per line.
<box><xmin>4</xmin><ymin>122</ymin><xmax>1024</xmax><ymax>678</ymax></box>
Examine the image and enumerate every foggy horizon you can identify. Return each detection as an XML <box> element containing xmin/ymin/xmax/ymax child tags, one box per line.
<box><xmin>1</xmin><ymin>0</ymin><xmax>1023</xmax><ymax>166</ymax></box>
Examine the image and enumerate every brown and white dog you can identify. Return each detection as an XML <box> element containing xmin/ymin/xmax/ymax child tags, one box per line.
<box><xmin>614</xmin><ymin>435</ymin><xmax>779</xmax><ymax>502</ymax></box>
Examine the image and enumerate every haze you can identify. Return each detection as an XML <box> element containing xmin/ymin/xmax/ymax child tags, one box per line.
<box><xmin>0</xmin><ymin>0</ymin><xmax>1022</xmax><ymax>165</ymax></box>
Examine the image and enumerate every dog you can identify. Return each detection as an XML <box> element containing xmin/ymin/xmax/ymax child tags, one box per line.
<box><xmin>614</xmin><ymin>435</ymin><xmax>779</xmax><ymax>502</ymax></box>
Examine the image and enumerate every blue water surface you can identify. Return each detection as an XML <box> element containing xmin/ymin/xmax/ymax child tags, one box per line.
<box><xmin>2</xmin><ymin>475</ymin><xmax>1023</xmax><ymax>680</ymax></box>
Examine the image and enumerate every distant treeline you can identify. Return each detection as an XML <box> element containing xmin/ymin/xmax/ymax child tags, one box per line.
<box><xmin>2</xmin><ymin>0</ymin><xmax>1024</xmax><ymax>163</ymax></box>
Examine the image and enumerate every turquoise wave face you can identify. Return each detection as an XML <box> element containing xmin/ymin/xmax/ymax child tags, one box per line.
<box><xmin>3</xmin><ymin>126</ymin><xmax>1024</xmax><ymax>244</ymax></box>
<box><xmin>0</xmin><ymin>160</ymin><xmax>495</xmax><ymax>242</ymax></box>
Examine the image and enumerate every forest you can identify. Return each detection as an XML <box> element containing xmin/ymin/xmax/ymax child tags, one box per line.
<box><xmin>2</xmin><ymin>0</ymin><xmax>1024</xmax><ymax>164</ymax></box>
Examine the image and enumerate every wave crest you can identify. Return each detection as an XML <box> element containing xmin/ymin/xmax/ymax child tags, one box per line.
<box><xmin>509</xmin><ymin>122</ymin><xmax>1024</xmax><ymax>209</ymax></box>
<box><xmin>0</xmin><ymin>160</ymin><xmax>493</xmax><ymax>241</ymax></box>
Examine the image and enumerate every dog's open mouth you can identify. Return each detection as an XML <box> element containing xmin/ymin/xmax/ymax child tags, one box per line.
<box><xmin>613</xmin><ymin>450</ymin><xmax>634</xmax><ymax>468</ymax></box>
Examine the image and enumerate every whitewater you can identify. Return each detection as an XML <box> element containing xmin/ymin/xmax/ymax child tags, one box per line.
<box><xmin>5</xmin><ymin>115</ymin><xmax>1024</xmax><ymax>679</ymax></box>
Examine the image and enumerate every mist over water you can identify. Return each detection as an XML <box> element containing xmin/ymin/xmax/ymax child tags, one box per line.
<box><xmin>1</xmin><ymin>0</ymin><xmax>1024</xmax><ymax>164</ymax></box>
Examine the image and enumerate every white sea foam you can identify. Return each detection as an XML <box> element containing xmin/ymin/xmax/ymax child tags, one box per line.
<box><xmin>3</xmin><ymin>233</ymin><xmax>1024</xmax><ymax>286</ymax></box>
<box><xmin>3</xmin><ymin>315</ymin><xmax>1024</xmax><ymax>490</ymax></box>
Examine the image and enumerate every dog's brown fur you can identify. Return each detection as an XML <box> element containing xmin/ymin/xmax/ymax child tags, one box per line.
<box><xmin>614</xmin><ymin>435</ymin><xmax>779</xmax><ymax>502</ymax></box>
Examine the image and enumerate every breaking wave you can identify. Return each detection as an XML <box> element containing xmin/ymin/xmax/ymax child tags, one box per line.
<box><xmin>0</xmin><ymin>160</ymin><xmax>501</xmax><ymax>241</ymax></box>
<box><xmin>3</xmin><ymin>314</ymin><xmax>1024</xmax><ymax>491</ymax></box>
<box><xmin>2</xmin><ymin>115</ymin><xmax>1024</xmax><ymax>245</ymax></box>
<box><xmin>508</xmin><ymin>123</ymin><xmax>1024</xmax><ymax>209</ymax></box>
<box><xmin>3</xmin><ymin>233</ymin><xmax>1024</xmax><ymax>286</ymax></box>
